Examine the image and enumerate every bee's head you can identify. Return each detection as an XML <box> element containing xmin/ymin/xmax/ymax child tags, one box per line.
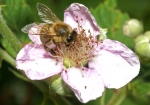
<box><xmin>54</xmin><ymin>23</ymin><xmax>77</xmax><ymax>45</ymax></box>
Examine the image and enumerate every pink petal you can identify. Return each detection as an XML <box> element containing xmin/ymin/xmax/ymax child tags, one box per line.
<box><xmin>62</xmin><ymin>67</ymin><xmax>104</xmax><ymax>103</ymax></box>
<box><xmin>64</xmin><ymin>3</ymin><xmax>100</xmax><ymax>37</ymax></box>
<box><xmin>16</xmin><ymin>44</ymin><xmax>63</xmax><ymax>80</ymax></box>
<box><xmin>88</xmin><ymin>39</ymin><xmax>140</xmax><ymax>89</ymax></box>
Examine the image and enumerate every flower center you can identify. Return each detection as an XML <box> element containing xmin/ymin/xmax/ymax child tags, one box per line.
<box><xmin>51</xmin><ymin>16</ymin><xmax>98</xmax><ymax>68</ymax></box>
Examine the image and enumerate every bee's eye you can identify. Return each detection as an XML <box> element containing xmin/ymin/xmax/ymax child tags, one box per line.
<box><xmin>67</xmin><ymin>30</ymin><xmax>77</xmax><ymax>43</ymax></box>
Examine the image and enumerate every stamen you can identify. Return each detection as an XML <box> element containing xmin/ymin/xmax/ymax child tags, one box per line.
<box><xmin>82</xmin><ymin>67</ymin><xmax>84</xmax><ymax>71</ymax></box>
<box><xmin>76</xmin><ymin>15</ymin><xmax>78</xmax><ymax>19</ymax></box>
<box><xmin>49</xmin><ymin>17</ymin><xmax>99</xmax><ymax>68</ymax></box>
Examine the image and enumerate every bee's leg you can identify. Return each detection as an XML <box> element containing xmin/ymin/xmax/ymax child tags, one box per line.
<box><xmin>44</xmin><ymin>44</ymin><xmax>56</xmax><ymax>56</ymax></box>
<box><xmin>43</xmin><ymin>44</ymin><xmax>50</xmax><ymax>52</ymax></box>
<box><xmin>52</xmin><ymin>39</ymin><xmax>56</xmax><ymax>44</ymax></box>
<box><xmin>44</xmin><ymin>39</ymin><xmax>56</xmax><ymax>56</ymax></box>
<box><xmin>49</xmin><ymin>49</ymin><xmax>56</xmax><ymax>56</ymax></box>
<box><xmin>43</xmin><ymin>39</ymin><xmax>51</xmax><ymax>51</ymax></box>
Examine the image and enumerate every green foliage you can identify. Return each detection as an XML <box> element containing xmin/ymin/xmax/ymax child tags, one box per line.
<box><xmin>0</xmin><ymin>0</ymin><xmax>32</xmax><ymax>57</ymax></box>
<box><xmin>2</xmin><ymin>0</ymin><xmax>32</xmax><ymax>36</ymax></box>
<box><xmin>0</xmin><ymin>8</ymin><xmax>22</xmax><ymax>56</ymax></box>
<box><xmin>131</xmin><ymin>82</ymin><xmax>150</xmax><ymax>95</ymax></box>
<box><xmin>1</xmin><ymin>38</ymin><xmax>17</xmax><ymax>57</ymax></box>
<box><xmin>1</xmin><ymin>0</ymin><xmax>32</xmax><ymax>35</ymax></box>
<box><xmin>9</xmin><ymin>68</ymin><xmax>30</xmax><ymax>82</ymax></box>
<box><xmin>90</xmin><ymin>0</ymin><xmax>134</xmax><ymax>48</ymax></box>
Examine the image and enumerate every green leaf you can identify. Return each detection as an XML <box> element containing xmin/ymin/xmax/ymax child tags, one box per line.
<box><xmin>105</xmin><ymin>0</ymin><xmax>117</xmax><ymax>8</ymax></box>
<box><xmin>131</xmin><ymin>82</ymin><xmax>150</xmax><ymax>95</ymax></box>
<box><xmin>1</xmin><ymin>0</ymin><xmax>33</xmax><ymax>46</ymax></box>
<box><xmin>0</xmin><ymin>47</ymin><xmax>16</xmax><ymax>67</ymax></box>
<box><xmin>1</xmin><ymin>0</ymin><xmax>32</xmax><ymax>35</ymax></box>
<box><xmin>0</xmin><ymin>0</ymin><xmax>33</xmax><ymax>57</ymax></box>
<box><xmin>121</xmin><ymin>95</ymin><xmax>147</xmax><ymax>105</ymax></box>
<box><xmin>90</xmin><ymin>0</ymin><xmax>134</xmax><ymax>48</ymax></box>
<box><xmin>0</xmin><ymin>9</ymin><xmax>22</xmax><ymax>54</ymax></box>
<box><xmin>1</xmin><ymin>39</ymin><xmax>17</xmax><ymax>57</ymax></box>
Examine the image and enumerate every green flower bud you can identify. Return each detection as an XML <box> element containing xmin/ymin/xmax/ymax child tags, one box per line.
<box><xmin>46</xmin><ymin>74</ymin><xmax>71</xmax><ymax>95</ymax></box>
<box><xmin>123</xmin><ymin>19</ymin><xmax>143</xmax><ymax>37</ymax></box>
<box><xmin>97</xmin><ymin>27</ymin><xmax>107</xmax><ymax>41</ymax></box>
<box><xmin>134</xmin><ymin>31</ymin><xmax>150</xmax><ymax>58</ymax></box>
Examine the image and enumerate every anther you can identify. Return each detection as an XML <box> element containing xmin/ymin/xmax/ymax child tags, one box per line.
<box><xmin>82</xmin><ymin>68</ymin><xmax>84</xmax><ymax>71</ymax></box>
<box><xmin>76</xmin><ymin>15</ymin><xmax>78</xmax><ymax>18</ymax></box>
<box><xmin>65</xmin><ymin>70</ymin><xmax>67</xmax><ymax>73</ymax></box>
<box><xmin>100</xmin><ymin>40</ymin><xmax>103</xmax><ymax>43</ymax></box>
<box><xmin>76</xmin><ymin>62</ymin><xmax>79</xmax><ymax>65</ymax></box>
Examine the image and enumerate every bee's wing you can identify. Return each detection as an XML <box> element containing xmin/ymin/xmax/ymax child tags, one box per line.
<box><xmin>22</xmin><ymin>23</ymin><xmax>57</xmax><ymax>36</ymax></box>
<box><xmin>21</xmin><ymin>23</ymin><xmax>39</xmax><ymax>34</ymax></box>
<box><xmin>36</xmin><ymin>3</ymin><xmax>60</xmax><ymax>23</ymax></box>
<box><xmin>21</xmin><ymin>23</ymin><xmax>43</xmax><ymax>35</ymax></box>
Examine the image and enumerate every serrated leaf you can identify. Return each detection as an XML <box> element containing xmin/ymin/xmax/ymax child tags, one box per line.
<box><xmin>90</xmin><ymin>0</ymin><xmax>134</xmax><ymax>48</ymax></box>
<box><xmin>104</xmin><ymin>0</ymin><xmax>117</xmax><ymax>8</ymax></box>
<box><xmin>1</xmin><ymin>0</ymin><xmax>32</xmax><ymax>40</ymax></box>
<box><xmin>2</xmin><ymin>0</ymin><xmax>30</xmax><ymax>32</ymax></box>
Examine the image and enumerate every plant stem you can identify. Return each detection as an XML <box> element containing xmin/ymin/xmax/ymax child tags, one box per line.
<box><xmin>107</xmin><ymin>90</ymin><xmax>119</xmax><ymax>105</ymax></box>
<box><xmin>48</xmin><ymin>93</ymin><xmax>58</xmax><ymax>105</ymax></box>
<box><xmin>113</xmin><ymin>87</ymin><xmax>127</xmax><ymax>105</ymax></box>
<box><xmin>60</xmin><ymin>96</ymin><xmax>73</xmax><ymax>105</ymax></box>
<box><xmin>0</xmin><ymin>47</ymin><xmax>15</xmax><ymax>67</ymax></box>
<box><xmin>107</xmin><ymin>86</ymin><xmax>127</xmax><ymax>105</ymax></box>
<box><xmin>41</xmin><ymin>94</ymin><xmax>47</xmax><ymax>105</ymax></box>
<box><xmin>0</xmin><ymin>8</ymin><xmax>22</xmax><ymax>54</ymax></box>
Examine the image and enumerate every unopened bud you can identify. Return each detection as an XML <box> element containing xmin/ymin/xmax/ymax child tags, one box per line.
<box><xmin>97</xmin><ymin>27</ymin><xmax>107</xmax><ymax>41</ymax></box>
<box><xmin>123</xmin><ymin>19</ymin><xmax>143</xmax><ymax>37</ymax></box>
<box><xmin>46</xmin><ymin>74</ymin><xmax>71</xmax><ymax>95</ymax></box>
<box><xmin>134</xmin><ymin>31</ymin><xmax>150</xmax><ymax>58</ymax></box>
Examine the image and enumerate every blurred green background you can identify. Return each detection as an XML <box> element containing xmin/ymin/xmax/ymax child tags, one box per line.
<box><xmin>1</xmin><ymin>0</ymin><xmax>150</xmax><ymax>105</ymax></box>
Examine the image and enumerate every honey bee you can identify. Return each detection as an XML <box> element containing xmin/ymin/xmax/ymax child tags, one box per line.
<box><xmin>22</xmin><ymin>3</ymin><xmax>77</xmax><ymax>55</ymax></box>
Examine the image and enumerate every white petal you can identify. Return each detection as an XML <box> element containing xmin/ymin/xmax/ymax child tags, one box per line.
<box><xmin>64</xmin><ymin>3</ymin><xmax>100</xmax><ymax>37</ymax></box>
<box><xmin>16</xmin><ymin>44</ymin><xmax>63</xmax><ymax>80</ymax></box>
<box><xmin>89</xmin><ymin>39</ymin><xmax>140</xmax><ymax>89</ymax></box>
<box><xmin>62</xmin><ymin>67</ymin><xmax>104</xmax><ymax>103</ymax></box>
